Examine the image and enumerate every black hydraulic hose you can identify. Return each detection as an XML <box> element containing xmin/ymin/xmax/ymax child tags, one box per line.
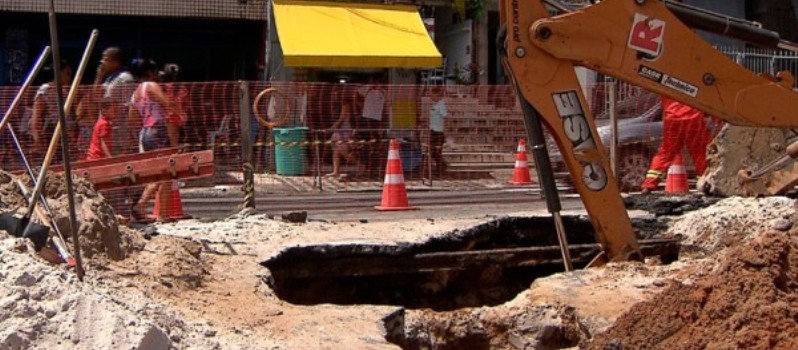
<box><xmin>517</xmin><ymin>97</ymin><xmax>573</xmax><ymax>270</ymax></box>
<box><xmin>546</xmin><ymin>0</ymin><xmax>797</xmax><ymax>51</ymax></box>
<box><xmin>518</xmin><ymin>99</ymin><xmax>561</xmax><ymax>213</ymax></box>
<box><xmin>498</xmin><ymin>24</ymin><xmax>571</xmax><ymax>269</ymax></box>
<box><xmin>663</xmin><ymin>0</ymin><xmax>782</xmax><ymax>49</ymax></box>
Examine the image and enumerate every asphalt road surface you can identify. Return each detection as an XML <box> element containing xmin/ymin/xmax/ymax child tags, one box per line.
<box><xmin>181</xmin><ymin>188</ymin><xmax>588</xmax><ymax>222</ymax></box>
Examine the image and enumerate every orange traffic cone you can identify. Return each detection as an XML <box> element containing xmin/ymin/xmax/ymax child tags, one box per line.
<box><xmin>153</xmin><ymin>181</ymin><xmax>191</xmax><ymax>220</ymax></box>
<box><xmin>376</xmin><ymin>139</ymin><xmax>416</xmax><ymax>211</ymax></box>
<box><xmin>665</xmin><ymin>156</ymin><xmax>689</xmax><ymax>194</ymax></box>
<box><xmin>508</xmin><ymin>139</ymin><xmax>534</xmax><ymax>185</ymax></box>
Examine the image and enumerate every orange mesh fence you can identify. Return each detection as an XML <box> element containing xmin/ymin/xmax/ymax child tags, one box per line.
<box><xmin>0</xmin><ymin>80</ymin><xmax>671</xmax><ymax>221</ymax></box>
<box><xmin>245</xmin><ymin>82</ymin><xmax>533</xmax><ymax>194</ymax></box>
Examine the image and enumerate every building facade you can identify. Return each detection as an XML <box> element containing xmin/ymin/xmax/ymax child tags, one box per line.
<box><xmin>0</xmin><ymin>0</ymin><xmax>267</xmax><ymax>85</ymax></box>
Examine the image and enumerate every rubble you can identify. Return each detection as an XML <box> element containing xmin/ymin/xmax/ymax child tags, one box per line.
<box><xmin>0</xmin><ymin>239</ymin><xmax>172</xmax><ymax>350</ymax></box>
<box><xmin>665</xmin><ymin>196</ymin><xmax>795</xmax><ymax>256</ymax></box>
<box><xmin>0</xmin><ymin>170</ymin><xmax>213</xmax><ymax>349</ymax></box>
<box><xmin>699</xmin><ymin>125</ymin><xmax>798</xmax><ymax>196</ymax></box>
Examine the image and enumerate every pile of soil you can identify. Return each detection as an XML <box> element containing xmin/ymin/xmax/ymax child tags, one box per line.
<box><xmin>0</xmin><ymin>169</ymin><xmax>207</xmax><ymax>284</ymax></box>
<box><xmin>586</xmin><ymin>229</ymin><xmax>798</xmax><ymax>349</ymax></box>
<box><xmin>119</xmin><ymin>235</ymin><xmax>208</xmax><ymax>292</ymax></box>
<box><xmin>666</xmin><ymin>196</ymin><xmax>795</xmax><ymax>256</ymax></box>
<box><xmin>0</xmin><ymin>172</ymin><xmax>27</xmax><ymax>210</ymax></box>
<box><xmin>0</xmin><ymin>169</ymin><xmax>212</xmax><ymax>349</ymax></box>
<box><xmin>0</xmin><ymin>234</ymin><xmax>175</xmax><ymax>349</ymax></box>
<box><xmin>0</xmin><ymin>170</ymin><xmax>147</xmax><ymax>262</ymax></box>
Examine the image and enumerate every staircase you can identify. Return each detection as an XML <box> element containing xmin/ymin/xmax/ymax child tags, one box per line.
<box><xmin>442</xmin><ymin>95</ymin><xmax>527</xmax><ymax>175</ymax></box>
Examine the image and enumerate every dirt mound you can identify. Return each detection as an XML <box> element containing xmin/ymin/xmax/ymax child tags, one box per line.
<box><xmin>667</xmin><ymin>196</ymin><xmax>795</xmax><ymax>256</ymax></box>
<box><xmin>0</xmin><ymin>171</ymin><xmax>27</xmax><ymax>210</ymax></box>
<box><xmin>0</xmin><ymin>170</ymin><xmax>143</xmax><ymax>262</ymax></box>
<box><xmin>0</xmin><ymin>238</ymin><xmax>173</xmax><ymax>350</ymax></box>
<box><xmin>122</xmin><ymin>235</ymin><xmax>207</xmax><ymax>291</ymax></box>
<box><xmin>1</xmin><ymin>169</ymin><xmax>205</xmax><ymax>286</ymax></box>
<box><xmin>586</xmin><ymin>230</ymin><xmax>798</xmax><ymax>349</ymax></box>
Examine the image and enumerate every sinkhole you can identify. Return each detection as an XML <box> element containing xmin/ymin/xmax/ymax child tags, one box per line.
<box><xmin>260</xmin><ymin>215</ymin><xmax>678</xmax><ymax>312</ymax></box>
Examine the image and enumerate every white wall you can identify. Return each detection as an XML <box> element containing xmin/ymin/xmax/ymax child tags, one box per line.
<box><xmin>434</xmin><ymin>7</ymin><xmax>473</xmax><ymax>80</ymax></box>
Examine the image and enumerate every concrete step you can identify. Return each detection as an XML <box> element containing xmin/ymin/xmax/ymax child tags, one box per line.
<box><xmin>448</xmin><ymin>162</ymin><xmax>515</xmax><ymax>171</ymax></box>
<box><xmin>444</xmin><ymin>152</ymin><xmax>517</xmax><ymax>164</ymax></box>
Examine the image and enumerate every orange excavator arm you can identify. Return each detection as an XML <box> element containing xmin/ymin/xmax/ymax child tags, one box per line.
<box><xmin>499</xmin><ymin>0</ymin><xmax>798</xmax><ymax>262</ymax></box>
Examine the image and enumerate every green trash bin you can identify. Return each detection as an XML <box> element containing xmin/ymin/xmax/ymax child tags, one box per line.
<box><xmin>274</xmin><ymin>127</ymin><xmax>309</xmax><ymax>176</ymax></box>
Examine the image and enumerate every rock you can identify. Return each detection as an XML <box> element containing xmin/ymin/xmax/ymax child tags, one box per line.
<box><xmin>770</xmin><ymin>218</ymin><xmax>792</xmax><ymax>232</ymax></box>
<box><xmin>13</xmin><ymin>272</ymin><xmax>37</xmax><ymax>287</ymax></box>
<box><xmin>281</xmin><ymin>211</ymin><xmax>308</xmax><ymax>224</ymax></box>
<box><xmin>382</xmin><ymin>308</ymin><xmax>405</xmax><ymax>344</ymax></box>
<box><xmin>19</xmin><ymin>303</ymin><xmax>37</xmax><ymax>317</ymax></box>
<box><xmin>507</xmin><ymin>332</ymin><xmax>529</xmax><ymax>349</ymax></box>
<box><xmin>699</xmin><ymin>125</ymin><xmax>796</xmax><ymax>196</ymax></box>
<box><xmin>203</xmin><ymin>329</ymin><xmax>217</xmax><ymax>337</ymax></box>
<box><xmin>30</xmin><ymin>287</ymin><xmax>45</xmax><ymax>301</ymax></box>
<box><xmin>134</xmin><ymin>326</ymin><xmax>171</xmax><ymax>350</ymax></box>
<box><xmin>0</xmin><ymin>328</ymin><xmax>30</xmax><ymax>350</ymax></box>
<box><xmin>170</xmin><ymin>333</ymin><xmax>182</xmax><ymax>343</ymax></box>
<box><xmin>0</xmin><ymin>296</ymin><xmax>16</xmax><ymax>312</ymax></box>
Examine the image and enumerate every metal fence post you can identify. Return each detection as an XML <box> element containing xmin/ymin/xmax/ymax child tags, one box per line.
<box><xmin>608</xmin><ymin>80</ymin><xmax>619</xmax><ymax>179</ymax></box>
<box><xmin>239</xmin><ymin>80</ymin><xmax>256</xmax><ymax>209</ymax></box>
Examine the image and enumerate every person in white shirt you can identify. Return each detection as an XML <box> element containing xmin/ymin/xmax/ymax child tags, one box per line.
<box><xmin>358</xmin><ymin>77</ymin><xmax>387</xmax><ymax>175</ymax></box>
<box><xmin>427</xmin><ymin>86</ymin><xmax>448</xmax><ymax>174</ymax></box>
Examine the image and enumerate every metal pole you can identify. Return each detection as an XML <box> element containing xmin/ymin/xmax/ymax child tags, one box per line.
<box><xmin>45</xmin><ymin>2</ymin><xmax>98</xmax><ymax>280</ymax></box>
<box><xmin>264</xmin><ymin>0</ymin><xmax>273</xmax><ymax>81</ymax></box>
<box><xmin>608</xmin><ymin>81</ymin><xmax>618</xmax><ymax>179</ymax></box>
<box><xmin>552</xmin><ymin>212</ymin><xmax>573</xmax><ymax>271</ymax></box>
<box><xmin>427</xmin><ymin>131</ymin><xmax>433</xmax><ymax>187</ymax></box>
<box><xmin>240</xmin><ymin>80</ymin><xmax>256</xmax><ymax>210</ymax></box>
<box><xmin>315</xmin><ymin>136</ymin><xmax>323</xmax><ymax>191</ymax></box>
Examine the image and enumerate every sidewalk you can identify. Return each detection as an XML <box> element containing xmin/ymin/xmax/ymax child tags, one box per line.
<box><xmin>189</xmin><ymin>169</ymin><xmax>541</xmax><ymax>195</ymax></box>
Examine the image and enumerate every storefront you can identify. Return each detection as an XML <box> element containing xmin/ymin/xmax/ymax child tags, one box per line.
<box><xmin>265</xmin><ymin>0</ymin><xmax>443</xmax><ymax>131</ymax></box>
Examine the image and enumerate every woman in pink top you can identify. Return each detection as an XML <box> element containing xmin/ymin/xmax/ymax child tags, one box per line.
<box><xmin>128</xmin><ymin>58</ymin><xmax>177</xmax><ymax>222</ymax></box>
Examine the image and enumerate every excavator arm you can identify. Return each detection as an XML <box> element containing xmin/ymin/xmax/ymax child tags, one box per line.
<box><xmin>499</xmin><ymin>0</ymin><xmax>798</xmax><ymax>262</ymax></box>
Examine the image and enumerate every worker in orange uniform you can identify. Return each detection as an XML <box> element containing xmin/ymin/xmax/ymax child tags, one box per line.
<box><xmin>640</xmin><ymin>96</ymin><xmax>712</xmax><ymax>193</ymax></box>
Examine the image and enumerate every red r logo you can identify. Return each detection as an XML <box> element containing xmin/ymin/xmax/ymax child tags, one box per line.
<box><xmin>628</xmin><ymin>13</ymin><xmax>665</xmax><ymax>59</ymax></box>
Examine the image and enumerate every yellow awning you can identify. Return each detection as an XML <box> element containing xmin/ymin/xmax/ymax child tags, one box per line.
<box><xmin>272</xmin><ymin>0</ymin><xmax>442</xmax><ymax>68</ymax></box>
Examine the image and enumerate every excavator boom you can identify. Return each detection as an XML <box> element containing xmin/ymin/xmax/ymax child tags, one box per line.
<box><xmin>500</xmin><ymin>0</ymin><xmax>798</xmax><ymax>262</ymax></box>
